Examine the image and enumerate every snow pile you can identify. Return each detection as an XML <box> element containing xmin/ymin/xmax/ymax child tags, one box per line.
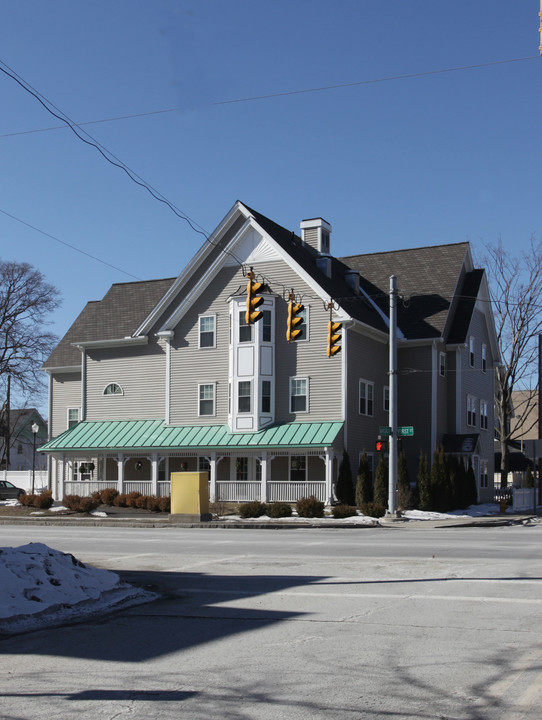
<box><xmin>0</xmin><ymin>543</ymin><xmax>158</xmax><ymax>636</ymax></box>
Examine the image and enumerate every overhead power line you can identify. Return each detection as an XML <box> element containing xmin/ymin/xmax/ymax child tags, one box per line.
<box><xmin>215</xmin><ymin>55</ymin><xmax>541</xmax><ymax>104</ymax></box>
<box><xmin>0</xmin><ymin>208</ymin><xmax>143</xmax><ymax>280</ymax></box>
<box><xmin>1</xmin><ymin>55</ymin><xmax>539</xmax><ymax>139</ymax></box>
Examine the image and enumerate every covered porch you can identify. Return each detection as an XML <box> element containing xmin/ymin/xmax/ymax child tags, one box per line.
<box><xmin>41</xmin><ymin>420</ymin><xmax>344</xmax><ymax>505</ymax></box>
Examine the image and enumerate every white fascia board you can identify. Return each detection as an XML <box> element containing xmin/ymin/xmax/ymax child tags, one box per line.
<box><xmin>71</xmin><ymin>337</ymin><xmax>148</xmax><ymax>350</ymax></box>
<box><xmin>134</xmin><ymin>201</ymin><xmax>247</xmax><ymax>336</ymax></box>
<box><xmin>43</xmin><ymin>365</ymin><xmax>81</xmax><ymax>375</ymax></box>
<box><xmin>476</xmin><ymin>272</ymin><xmax>501</xmax><ymax>363</ymax></box>
<box><xmin>158</xmin><ymin>216</ymin><xmax>253</xmax><ymax>331</ymax></box>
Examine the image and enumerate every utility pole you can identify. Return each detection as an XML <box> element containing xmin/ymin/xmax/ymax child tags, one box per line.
<box><xmin>5</xmin><ymin>374</ymin><xmax>10</xmax><ymax>472</ymax></box>
<box><xmin>388</xmin><ymin>275</ymin><xmax>398</xmax><ymax>515</ymax></box>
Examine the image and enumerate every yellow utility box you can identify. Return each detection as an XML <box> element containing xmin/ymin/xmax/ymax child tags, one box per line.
<box><xmin>170</xmin><ymin>471</ymin><xmax>211</xmax><ymax>522</ymax></box>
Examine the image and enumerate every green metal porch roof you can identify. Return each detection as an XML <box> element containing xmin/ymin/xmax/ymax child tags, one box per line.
<box><xmin>41</xmin><ymin>420</ymin><xmax>344</xmax><ymax>453</ymax></box>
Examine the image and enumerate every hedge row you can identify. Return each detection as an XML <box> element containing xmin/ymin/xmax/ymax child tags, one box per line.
<box><xmin>19</xmin><ymin>490</ymin><xmax>54</xmax><ymax>510</ymax></box>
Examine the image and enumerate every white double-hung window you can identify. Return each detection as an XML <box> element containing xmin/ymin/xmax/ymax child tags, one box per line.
<box><xmin>199</xmin><ymin>383</ymin><xmax>215</xmax><ymax>416</ymax></box>
<box><xmin>359</xmin><ymin>379</ymin><xmax>374</xmax><ymax>416</ymax></box>
<box><xmin>199</xmin><ymin>315</ymin><xmax>216</xmax><ymax>348</ymax></box>
<box><xmin>290</xmin><ymin>377</ymin><xmax>308</xmax><ymax>413</ymax></box>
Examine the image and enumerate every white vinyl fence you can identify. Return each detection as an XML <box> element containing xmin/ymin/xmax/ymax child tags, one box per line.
<box><xmin>1</xmin><ymin>470</ymin><xmax>48</xmax><ymax>492</ymax></box>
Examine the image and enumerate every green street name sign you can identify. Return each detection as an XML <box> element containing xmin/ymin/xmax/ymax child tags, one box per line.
<box><xmin>397</xmin><ymin>426</ymin><xmax>414</xmax><ymax>437</ymax></box>
<box><xmin>379</xmin><ymin>426</ymin><xmax>393</xmax><ymax>436</ymax></box>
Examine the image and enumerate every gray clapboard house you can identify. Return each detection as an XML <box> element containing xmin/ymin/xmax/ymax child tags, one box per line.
<box><xmin>41</xmin><ymin>201</ymin><xmax>499</xmax><ymax>505</ymax></box>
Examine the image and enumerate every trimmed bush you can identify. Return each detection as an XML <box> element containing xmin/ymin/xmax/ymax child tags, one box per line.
<box><xmin>239</xmin><ymin>501</ymin><xmax>267</xmax><ymax>518</ymax></box>
<box><xmin>360</xmin><ymin>501</ymin><xmax>386</xmax><ymax>518</ymax></box>
<box><xmin>331</xmin><ymin>504</ymin><xmax>357</xmax><ymax>519</ymax></box>
<box><xmin>113</xmin><ymin>493</ymin><xmax>128</xmax><ymax>507</ymax></box>
<box><xmin>126</xmin><ymin>491</ymin><xmax>142</xmax><ymax>508</ymax></box>
<box><xmin>63</xmin><ymin>494</ymin><xmax>82</xmax><ymax>511</ymax></box>
<box><xmin>265</xmin><ymin>502</ymin><xmax>293</xmax><ymax>518</ymax></box>
<box><xmin>18</xmin><ymin>493</ymin><xmax>35</xmax><ymax>507</ymax></box>
<box><xmin>296</xmin><ymin>495</ymin><xmax>324</xmax><ymax>518</ymax></box>
<box><xmin>33</xmin><ymin>490</ymin><xmax>54</xmax><ymax>510</ymax></box>
<box><xmin>77</xmin><ymin>496</ymin><xmax>100</xmax><ymax>513</ymax></box>
<box><xmin>145</xmin><ymin>496</ymin><xmax>162</xmax><ymax>512</ymax></box>
<box><xmin>100</xmin><ymin>488</ymin><xmax>119</xmax><ymax>505</ymax></box>
<box><xmin>159</xmin><ymin>495</ymin><xmax>171</xmax><ymax>513</ymax></box>
<box><xmin>91</xmin><ymin>491</ymin><xmax>102</xmax><ymax>502</ymax></box>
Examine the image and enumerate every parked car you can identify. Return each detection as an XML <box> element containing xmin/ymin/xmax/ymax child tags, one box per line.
<box><xmin>0</xmin><ymin>480</ymin><xmax>25</xmax><ymax>500</ymax></box>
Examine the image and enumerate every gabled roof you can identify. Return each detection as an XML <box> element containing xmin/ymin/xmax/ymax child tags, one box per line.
<box><xmin>43</xmin><ymin>277</ymin><xmax>175</xmax><ymax>369</ymax></box>
<box><xmin>341</xmin><ymin>243</ymin><xmax>470</xmax><ymax>340</ymax></box>
<box><xmin>446</xmin><ymin>269</ymin><xmax>484</xmax><ymax>344</ymax></box>
<box><xmin>244</xmin><ymin>204</ymin><xmax>389</xmax><ymax>334</ymax></box>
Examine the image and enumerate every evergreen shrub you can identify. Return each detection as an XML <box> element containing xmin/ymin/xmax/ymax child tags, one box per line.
<box><xmin>360</xmin><ymin>501</ymin><xmax>386</xmax><ymax>518</ymax></box>
<box><xmin>265</xmin><ymin>502</ymin><xmax>293</xmax><ymax>518</ymax></box>
<box><xmin>331</xmin><ymin>504</ymin><xmax>357</xmax><ymax>519</ymax></box>
<box><xmin>239</xmin><ymin>501</ymin><xmax>267</xmax><ymax>518</ymax></box>
<box><xmin>296</xmin><ymin>495</ymin><xmax>324</xmax><ymax>518</ymax></box>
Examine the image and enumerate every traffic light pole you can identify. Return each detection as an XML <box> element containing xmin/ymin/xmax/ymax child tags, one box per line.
<box><xmin>388</xmin><ymin>275</ymin><xmax>398</xmax><ymax>515</ymax></box>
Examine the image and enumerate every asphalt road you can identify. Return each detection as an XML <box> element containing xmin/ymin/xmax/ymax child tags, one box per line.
<box><xmin>1</xmin><ymin>523</ymin><xmax>542</xmax><ymax>720</ymax></box>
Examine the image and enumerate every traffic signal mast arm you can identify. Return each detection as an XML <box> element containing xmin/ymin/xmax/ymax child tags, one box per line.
<box><xmin>246</xmin><ymin>268</ymin><xmax>264</xmax><ymax>324</ymax></box>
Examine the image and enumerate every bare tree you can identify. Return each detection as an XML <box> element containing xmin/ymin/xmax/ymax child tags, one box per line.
<box><xmin>0</xmin><ymin>259</ymin><xmax>61</xmax><ymax>397</ymax></box>
<box><xmin>482</xmin><ymin>237</ymin><xmax>542</xmax><ymax>488</ymax></box>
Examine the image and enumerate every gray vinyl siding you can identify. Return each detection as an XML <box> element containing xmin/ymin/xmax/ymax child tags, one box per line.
<box><xmin>85</xmin><ymin>342</ymin><xmax>166</xmax><ymax>420</ymax></box>
<box><xmin>397</xmin><ymin>345</ymin><xmax>433</xmax><ymax>478</ymax></box>
<box><xmin>460</xmin><ymin>308</ymin><xmax>495</xmax><ymax>477</ymax></box>
<box><xmin>169</xmin><ymin>260</ymin><xmax>343</xmax><ymax>425</ymax></box>
<box><xmin>50</xmin><ymin>372</ymin><xmax>81</xmax><ymax>437</ymax></box>
<box><xmin>345</xmin><ymin>329</ymin><xmax>388</xmax><ymax>462</ymax></box>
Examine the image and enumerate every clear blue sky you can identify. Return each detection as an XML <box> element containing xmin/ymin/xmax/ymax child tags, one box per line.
<box><xmin>1</xmin><ymin>2</ymin><xmax>541</xmax><ymax>381</ymax></box>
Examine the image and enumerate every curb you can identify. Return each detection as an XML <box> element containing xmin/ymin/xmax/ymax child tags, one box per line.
<box><xmin>0</xmin><ymin>514</ymin><xmax>536</xmax><ymax>529</ymax></box>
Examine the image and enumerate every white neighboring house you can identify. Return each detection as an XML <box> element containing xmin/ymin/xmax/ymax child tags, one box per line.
<box><xmin>0</xmin><ymin>408</ymin><xmax>48</xmax><ymax>472</ymax></box>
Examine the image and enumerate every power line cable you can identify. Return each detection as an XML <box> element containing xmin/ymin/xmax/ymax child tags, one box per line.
<box><xmin>0</xmin><ymin>60</ymin><xmax>245</xmax><ymax>268</ymax></box>
<box><xmin>214</xmin><ymin>56</ymin><xmax>541</xmax><ymax>105</ymax></box>
<box><xmin>2</xmin><ymin>55</ymin><xmax>539</xmax><ymax>138</ymax></box>
<box><xmin>0</xmin><ymin>107</ymin><xmax>179</xmax><ymax>138</ymax></box>
<box><xmin>0</xmin><ymin>208</ymin><xmax>143</xmax><ymax>280</ymax></box>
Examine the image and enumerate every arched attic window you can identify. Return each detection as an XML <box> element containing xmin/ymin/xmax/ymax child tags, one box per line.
<box><xmin>103</xmin><ymin>383</ymin><xmax>123</xmax><ymax>396</ymax></box>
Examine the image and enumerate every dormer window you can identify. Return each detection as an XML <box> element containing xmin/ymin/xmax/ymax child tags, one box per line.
<box><xmin>103</xmin><ymin>383</ymin><xmax>123</xmax><ymax>396</ymax></box>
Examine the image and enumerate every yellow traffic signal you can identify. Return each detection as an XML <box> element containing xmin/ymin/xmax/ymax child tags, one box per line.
<box><xmin>246</xmin><ymin>270</ymin><xmax>264</xmax><ymax>324</ymax></box>
<box><xmin>327</xmin><ymin>320</ymin><xmax>342</xmax><ymax>357</ymax></box>
<box><xmin>286</xmin><ymin>293</ymin><xmax>304</xmax><ymax>342</ymax></box>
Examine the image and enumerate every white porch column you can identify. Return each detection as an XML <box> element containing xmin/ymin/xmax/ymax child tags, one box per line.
<box><xmin>260</xmin><ymin>451</ymin><xmax>268</xmax><ymax>503</ymax></box>
<box><xmin>209</xmin><ymin>452</ymin><xmax>217</xmax><ymax>502</ymax></box>
<box><xmin>59</xmin><ymin>454</ymin><xmax>66</xmax><ymax>500</ymax></box>
<box><xmin>324</xmin><ymin>448</ymin><xmax>335</xmax><ymax>505</ymax></box>
<box><xmin>117</xmin><ymin>453</ymin><xmax>124</xmax><ymax>494</ymax></box>
<box><xmin>151</xmin><ymin>452</ymin><xmax>158</xmax><ymax>495</ymax></box>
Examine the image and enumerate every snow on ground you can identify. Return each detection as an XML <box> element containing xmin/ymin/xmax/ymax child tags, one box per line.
<box><xmin>0</xmin><ymin>543</ymin><xmax>158</xmax><ymax>636</ymax></box>
<box><xmin>218</xmin><ymin>502</ymin><xmax>511</xmax><ymax>524</ymax></box>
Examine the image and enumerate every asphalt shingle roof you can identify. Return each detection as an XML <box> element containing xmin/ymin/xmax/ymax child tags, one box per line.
<box><xmin>43</xmin><ymin>277</ymin><xmax>175</xmax><ymax>369</ymax></box>
<box><xmin>341</xmin><ymin>243</ymin><xmax>470</xmax><ymax>339</ymax></box>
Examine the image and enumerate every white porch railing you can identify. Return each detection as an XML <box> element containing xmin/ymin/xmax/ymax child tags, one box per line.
<box><xmin>216</xmin><ymin>481</ymin><xmax>260</xmax><ymax>502</ymax></box>
<box><xmin>267</xmin><ymin>481</ymin><xmax>326</xmax><ymax>502</ymax></box>
<box><xmin>64</xmin><ymin>481</ymin><xmax>116</xmax><ymax>496</ymax></box>
<box><xmin>123</xmin><ymin>481</ymin><xmax>153</xmax><ymax>495</ymax></box>
<box><xmin>157</xmin><ymin>481</ymin><xmax>171</xmax><ymax>497</ymax></box>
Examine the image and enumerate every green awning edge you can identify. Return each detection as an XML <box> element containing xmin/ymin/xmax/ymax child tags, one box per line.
<box><xmin>41</xmin><ymin>420</ymin><xmax>344</xmax><ymax>453</ymax></box>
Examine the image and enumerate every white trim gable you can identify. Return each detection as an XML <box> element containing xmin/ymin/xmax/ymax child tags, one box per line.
<box><xmin>134</xmin><ymin>201</ymin><xmax>250</xmax><ymax>337</ymax></box>
<box><xmin>147</xmin><ymin>200</ymin><xmax>359</xmax><ymax>335</ymax></box>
